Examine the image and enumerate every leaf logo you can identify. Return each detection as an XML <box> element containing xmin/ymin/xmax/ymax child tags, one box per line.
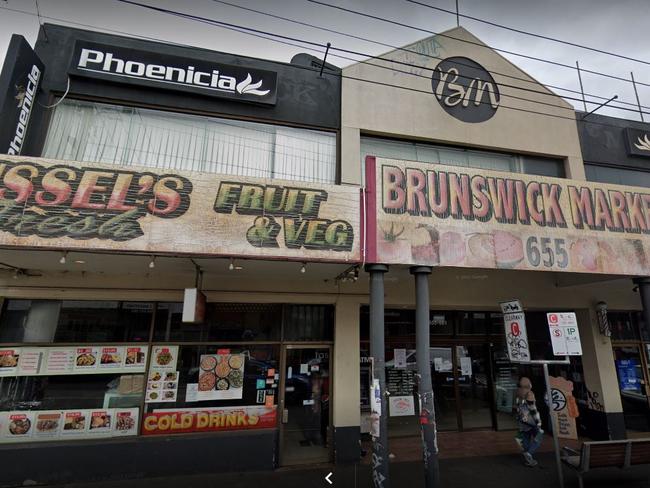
<box><xmin>634</xmin><ymin>134</ymin><xmax>650</xmax><ymax>152</ymax></box>
<box><xmin>236</xmin><ymin>73</ymin><xmax>270</xmax><ymax>96</ymax></box>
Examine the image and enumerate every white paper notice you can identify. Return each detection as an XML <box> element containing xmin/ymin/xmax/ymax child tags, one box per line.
<box><xmin>460</xmin><ymin>357</ymin><xmax>473</xmax><ymax>376</ymax></box>
<box><xmin>185</xmin><ymin>383</ymin><xmax>199</xmax><ymax>402</ymax></box>
<box><xmin>547</xmin><ymin>312</ymin><xmax>583</xmax><ymax>356</ymax></box>
<box><xmin>394</xmin><ymin>349</ymin><xmax>407</xmax><ymax>369</ymax></box>
<box><xmin>389</xmin><ymin>395</ymin><xmax>415</xmax><ymax>417</ymax></box>
<box><xmin>433</xmin><ymin>357</ymin><xmax>443</xmax><ymax>372</ymax></box>
<box><xmin>150</xmin><ymin>346</ymin><xmax>179</xmax><ymax>371</ymax></box>
<box><xmin>33</xmin><ymin>411</ymin><xmax>62</xmax><ymax>438</ymax></box>
<box><xmin>287</xmin><ymin>366</ymin><xmax>293</xmax><ymax>379</ymax></box>
<box><xmin>300</xmin><ymin>363</ymin><xmax>308</xmax><ymax>374</ymax></box>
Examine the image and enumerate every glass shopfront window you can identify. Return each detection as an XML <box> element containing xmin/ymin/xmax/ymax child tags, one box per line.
<box><xmin>0</xmin><ymin>300</ymin><xmax>332</xmax><ymax>445</ymax></box>
<box><xmin>42</xmin><ymin>99</ymin><xmax>337</xmax><ymax>184</ymax></box>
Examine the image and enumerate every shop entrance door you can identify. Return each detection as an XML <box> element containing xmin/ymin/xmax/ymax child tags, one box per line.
<box><xmin>279</xmin><ymin>345</ymin><xmax>331</xmax><ymax>466</ymax></box>
<box><xmin>430</xmin><ymin>344</ymin><xmax>495</xmax><ymax>431</ymax></box>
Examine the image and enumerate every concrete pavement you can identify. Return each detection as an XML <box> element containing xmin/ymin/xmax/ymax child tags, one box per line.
<box><xmin>40</xmin><ymin>451</ymin><xmax>650</xmax><ymax>488</ymax></box>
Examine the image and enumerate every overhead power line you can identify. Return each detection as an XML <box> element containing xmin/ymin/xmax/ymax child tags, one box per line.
<box><xmin>407</xmin><ymin>0</ymin><xmax>650</xmax><ymax>67</ymax></box>
<box><xmin>1</xmin><ymin>3</ymin><xmax>645</xmax><ymax>130</ymax></box>
<box><xmin>307</xmin><ymin>0</ymin><xmax>650</xmax><ymax>89</ymax></box>
<box><xmin>210</xmin><ymin>0</ymin><xmax>650</xmax><ymax>113</ymax></box>
<box><xmin>114</xmin><ymin>0</ymin><xmax>648</xmax><ymax>119</ymax></box>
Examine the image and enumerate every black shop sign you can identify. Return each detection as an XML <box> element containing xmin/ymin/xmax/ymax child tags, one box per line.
<box><xmin>69</xmin><ymin>41</ymin><xmax>278</xmax><ymax>105</ymax></box>
<box><xmin>431</xmin><ymin>56</ymin><xmax>500</xmax><ymax>123</ymax></box>
<box><xmin>625</xmin><ymin>127</ymin><xmax>650</xmax><ymax>158</ymax></box>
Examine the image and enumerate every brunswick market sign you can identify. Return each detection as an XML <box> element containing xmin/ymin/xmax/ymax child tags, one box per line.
<box><xmin>0</xmin><ymin>156</ymin><xmax>359</xmax><ymax>262</ymax></box>
<box><xmin>365</xmin><ymin>156</ymin><xmax>650</xmax><ymax>276</ymax></box>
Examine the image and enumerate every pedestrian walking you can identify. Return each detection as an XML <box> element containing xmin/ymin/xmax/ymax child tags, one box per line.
<box><xmin>514</xmin><ymin>376</ymin><xmax>544</xmax><ymax>467</ymax></box>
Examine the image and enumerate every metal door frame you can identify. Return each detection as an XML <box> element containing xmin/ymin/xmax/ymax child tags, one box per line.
<box><xmin>278</xmin><ymin>343</ymin><xmax>333</xmax><ymax>467</ymax></box>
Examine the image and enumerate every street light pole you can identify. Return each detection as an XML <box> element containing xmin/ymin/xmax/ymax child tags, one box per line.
<box><xmin>411</xmin><ymin>266</ymin><xmax>441</xmax><ymax>488</ymax></box>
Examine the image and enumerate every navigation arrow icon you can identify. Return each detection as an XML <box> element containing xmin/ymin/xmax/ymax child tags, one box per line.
<box><xmin>325</xmin><ymin>472</ymin><xmax>333</xmax><ymax>485</ymax></box>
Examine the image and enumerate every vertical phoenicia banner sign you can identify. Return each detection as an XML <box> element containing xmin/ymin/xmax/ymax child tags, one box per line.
<box><xmin>500</xmin><ymin>300</ymin><xmax>531</xmax><ymax>362</ymax></box>
<box><xmin>365</xmin><ymin>156</ymin><xmax>650</xmax><ymax>276</ymax></box>
<box><xmin>0</xmin><ymin>35</ymin><xmax>45</xmax><ymax>156</ymax></box>
<box><xmin>547</xmin><ymin>313</ymin><xmax>582</xmax><ymax>356</ymax></box>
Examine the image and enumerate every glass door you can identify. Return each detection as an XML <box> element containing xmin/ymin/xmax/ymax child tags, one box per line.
<box><xmin>456</xmin><ymin>344</ymin><xmax>494</xmax><ymax>429</ymax></box>
<box><xmin>279</xmin><ymin>345</ymin><xmax>331</xmax><ymax>465</ymax></box>
<box><xmin>430</xmin><ymin>346</ymin><xmax>459</xmax><ymax>430</ymax></box>
<box><xmin>613</xmin><ymin>345</ymin><xmax>650</xmax><ymax>432</ymax></box>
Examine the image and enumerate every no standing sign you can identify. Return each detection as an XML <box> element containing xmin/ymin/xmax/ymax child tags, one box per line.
<box><xmin>547</xmin><ymin>312</ymin><xmax>582</xmax><ymax>356</ymax></box>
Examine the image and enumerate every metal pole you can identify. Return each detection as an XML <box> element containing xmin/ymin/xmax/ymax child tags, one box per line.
<box><xmin>581</xmin><ymin>95</ymin><xmax>618</xmax><ymax>120</ymax></box>
<box><xmin>576</xmin><ymin>61</ymin><xmax>587</xmax><ymax>112</ymax></box>
<box><xmin>543</xmin><ymin>363</ymin><xmax>564</xmax><ymax>488</ymax></box>
<box><xmin>411</xmin><ymin>266</ymin><xmax>440</xmax><ymax>488</ymax></box>
<box><xmin>631</xmin><ymin>72</ymin><xmax>645</xmax><ymax>122</ymax></box>
<box><xmin>455</xmin><ymin>0</ymin><xmax>459</xmax><ymax>27</ymax></box>
<box><xmin>366</xmin><ymin>263</ymin><xmax>390</xmax><ymax>488</ymax></box>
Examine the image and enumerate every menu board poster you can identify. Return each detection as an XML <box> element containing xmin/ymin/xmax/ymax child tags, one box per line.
<box><xmin>73</xmin><ymin>347</ymin><xmax>99</xmax><ymax>372</ymax></box>
<box><xmin>17</xmin><ymin>348</ymin><xmax>43</xmax><ymax>375</ymax></box>
<box><xmin>61</xmin><ymin>411</ymin><xmax>88</xmax><ymax>435</ymax></box>
<box><xmin>197</xmin><ymin>354</ymin><xmax>245</xmax><ymax>401</ymax></box>
<box><xmin>3</xmin><ymin>412</ymin><xmax>34</xmax><ymax>440</ymax></box>
<box><xmin>146</xmin><ymin>370</ymin><xmax>179</xmax><ymax>403</ymax></box>
<box><xmin>33</xmin><ymin>411</ymin><xmax>62</xmax><ymax>438</ymax></box>
<box><xmin>0</xmin><ymin>348</ymin><xmax>20</xmax><ymax>376</ymax></box>
<box><xmin>98</xmin><ymin>347</ymin><xmax>124</xmax><ymax>369</ymax></box>
<box><xmin>151</xmin><ymin>346</ymin><xmax>179</xmax><ymax>371</ymax></box>
<box><xmin>141</xmin><ymin>405</ymin><xmax>277</xmax><ymax>436</ymax></box>
<box><xmin>124</xmin><ymin>346</ymin><xmax>148</xmax><ymax>369</ymax></box>
<box><xmin>46</xmin><ymin>349</ymin><xmax>75</xmax><ymax>374</ymax></box>
<box><xmin>88</xmin><ymin>410</ymin><xmax>112</xmax><ymax>434</ymax></box>
<box><xmin>113</xmin><ymin>408</ymin><xmax>139</xmax><ymax>436</ymax></box>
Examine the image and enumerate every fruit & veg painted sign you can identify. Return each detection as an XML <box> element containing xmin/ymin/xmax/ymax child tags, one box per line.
<box><xmin>365</xmin><ymin>156</ymin><xmax>650</xmax><ymax>275</ymax></box>
<box><xmin>0</xmin><ymin>155</ymin><xmax>359</xmax><ymax>262</ymax></box>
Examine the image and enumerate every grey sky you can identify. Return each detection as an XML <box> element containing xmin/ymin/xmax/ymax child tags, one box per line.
<box><xmin>1</xmin><ymin>0</ymin><xmax>649</xmax><ymax>120</ymax></box>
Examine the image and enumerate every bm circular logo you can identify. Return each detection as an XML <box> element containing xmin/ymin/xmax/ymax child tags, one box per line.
<box><xmin>431</xmin><ymin>57</ymin><xmax>500</xmax><ymax>123</ymax></box>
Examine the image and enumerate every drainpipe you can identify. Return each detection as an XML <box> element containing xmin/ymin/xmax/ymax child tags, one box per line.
<box><xmin>366</xmin><ymin>263</ymin><xmax>390</xmax><ymax>488</ymax></box>
<box><xmin>411</xmin><ymin>266</ymin><xmax>441</xmax><ymax>488</ymax></box>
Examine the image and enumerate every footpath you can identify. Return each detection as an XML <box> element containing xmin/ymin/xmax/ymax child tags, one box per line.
<box><xmin>45</xmin><ymin>451</ymin><xmax>650</xmax><ymax>488</ymax></box>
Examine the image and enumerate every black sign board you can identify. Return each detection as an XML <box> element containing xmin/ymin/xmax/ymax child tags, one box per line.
<box><xmin>431</xmin><ymin>56</ymin><xmax>500</xmax><ymax>123</ymax></box>
<box><xmin>68</xmin><ymin>41</ymin><xmax>278</xmax><ymax>106</ymax></box>
<box><xmin>625</xmin><ymin>127</ymin><xmax>650</xmax><ymax>158</ymax></box>
<box><xmin>0</xmin><ymin>35</ymin><xmax>45</xmax><ymax>155</ymax></box>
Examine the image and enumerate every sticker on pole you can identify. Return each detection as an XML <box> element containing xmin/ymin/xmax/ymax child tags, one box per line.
<box><xmin>547</xmin><ymin>312</ymin><xmax>582</xmax><ymax>356</ymax></box>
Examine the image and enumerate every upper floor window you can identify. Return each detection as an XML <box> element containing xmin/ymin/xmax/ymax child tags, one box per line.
<box><xmin>585</xmin><ymin>164</ymin><xmax>650</xmax><ymax>189</ymax></box>
<box><xmin>361</xmin><ymin>136</ymin><xmax>565</xmax><ymax>178</ymax></box>
<box><xmin>42</xmin><ymin>99</ymin><xmax>337</xmax><ymax>184</ymax></box>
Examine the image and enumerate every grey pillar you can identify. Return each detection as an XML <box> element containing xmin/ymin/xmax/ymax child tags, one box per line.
<box><xmin>411</xmin><ymin>266</ymin><xmax>441</xmax><ymax>488</ymax></box>
<box><xmin>366</xmin><ymin>263</ymin><xmax>390</xmax><ymax>488</ymax></box>
<box><xmin>634</xmin><ymin>278</ymin><xmax>650</xmax><ymax>333</ymax></box>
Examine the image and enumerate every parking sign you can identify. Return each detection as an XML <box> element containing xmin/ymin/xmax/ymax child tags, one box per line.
<box><xmin>547</xmin><ymin>312</ymin><xmax>582</xmax><ymax>356</ymax></box>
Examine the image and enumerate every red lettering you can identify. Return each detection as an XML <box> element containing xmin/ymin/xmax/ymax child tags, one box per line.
<box><xmin>526</xmin><ymin>182</ymin><xmax>544</xmax><ymax>226</ymax></box>
<box><xmin>71</xmin><ymin>171</ymin><xmax>114</xmax><ymax>210</ymax></box>
<box><xmin>4</xmin><ymin>164</ymin><xmax>38</xmax><ymax>203</ymax></box>
<box><xmin>626</xmin><ymin>192</ymin><xmax>647</xmax><ymax>233</ymax></box>
<box><xmin>568</xmin><ymin>186</ymin><xmax>594</xmax><ymax>229</ymax></box>
<box><xmin>449</xmin><ymin>173</ymin><xmax>471</xmax><ymax>219</ymax></box>
<box><xmin>471</xmin><ymin>175</ymin><xmax>490</xmax><ymax>220</ymax></box>
<box><xmin>609</xmin><ymin>190</ymin><xmax>630</xmax><ymax>232</ymax></box>
<box><xmin>427</xmin><ymin>171</ymin><xmax>449</xmax><ymax>217</ymax></box>
<box><xmin>593</xmin><ymin>189</ymin><xmax>614</xmax><ymax>230</ymax></box>
<box><xmin>148</xmin><ymin>176</ymin><xmax>185</xmax><ymax>215</ymax></box>
<box><xmin>541</xmin><ymin>183</ymin><xmax>566</xmax><ymax>227</ymax></box>
<box><xmin>515</xmin><ymin>180</ymin><xmax>529</xmax><ymax>225</ymax></box>
<box><xmin>35</xmin><ymin>168</ymin><xmax>76</xmax><ymax>206</ymax></box>
<box><xmin>107</xmin><ymin>173</ymin><xmax>137</xmax><ymax>211</ymax></box>
<box><xmin>382</xmin><ymin>166</ymin><xmax>405</xmax><ymax>212</ymax></box>
<box><xmin>405</xmin><ymin>168</ymin><xmax>428</xmax><ymax>216</ymax></box>
<box><xmin>488</xmin><ymin>177</ymin><xmax>516</xmax><ymax>223</ymax></box>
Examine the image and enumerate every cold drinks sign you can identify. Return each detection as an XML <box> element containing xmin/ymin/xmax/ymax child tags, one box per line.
<box><xmin>547</xmin><ymin>313</ymin><xmax>582</xmax><ymax>356</ymax></box>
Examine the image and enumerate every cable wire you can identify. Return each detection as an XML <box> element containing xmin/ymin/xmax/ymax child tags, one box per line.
<box><xmin>307</xmin><ymin>0</ymin><xmax>650</xmax><ymax>88</ymax></box>
<box><xmin>209</xmin><ymin>0</ymin><xmax>650</xmax><ymax>113</ymax></box>
<box><xmin>1</xmin><ymin>3</ymin><xmax>644</xmax><ymax>130</ymax></box>
<box><xmin>407</xmin><ymin>0</ymin><xmax>650</xmax><ymax>67</ymax></box>
<box><xmin>114</xmin><ymin>0</ymin><xmax>650</xmax><ymax>119</ymax></box>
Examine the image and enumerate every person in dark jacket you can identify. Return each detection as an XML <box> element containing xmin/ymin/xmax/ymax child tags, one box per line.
<box><xmin>515</xmin><ymin>377</ymin><xmax>544</xmax><ymax>467</ymax></box>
